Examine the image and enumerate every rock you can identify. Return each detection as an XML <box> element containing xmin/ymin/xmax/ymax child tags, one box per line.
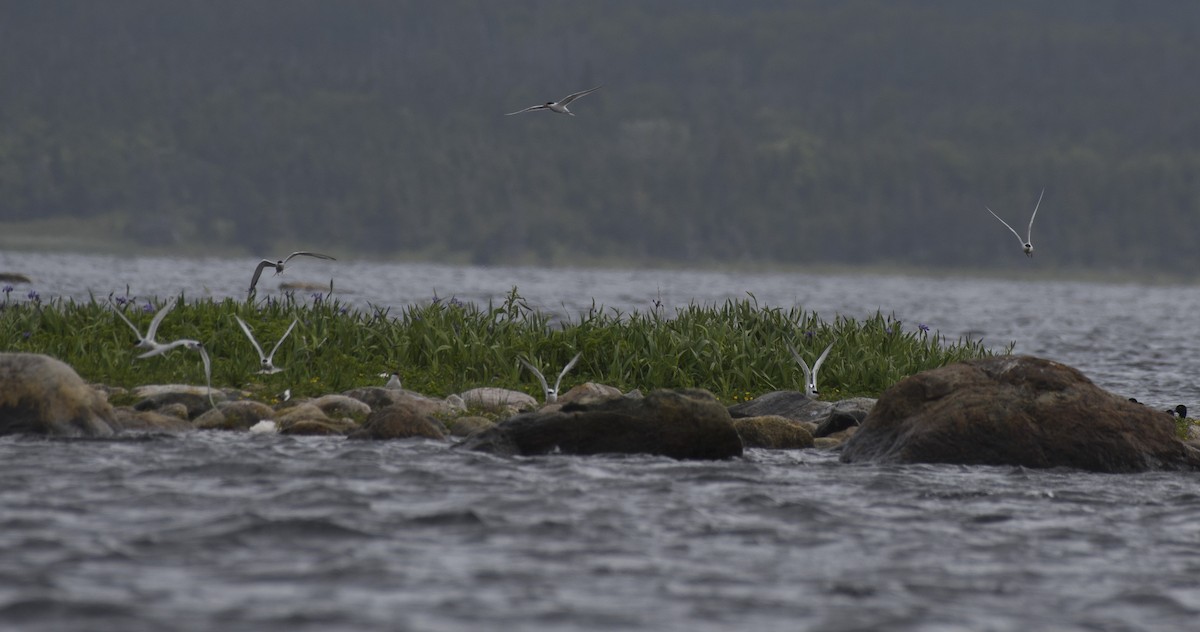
<box><xmin>814</xmin><ymin>399</ymin><xmax>876</xmax><ymax>437</ymax></box>
<box><xmin>112</xmin><ymin>407</ymin><xmax>194</xmax><ymax>433</ymax></box>
<box><xmin>445</xmin><ymin>415</ymin><xmax>495</xmax><ymax>437</ymax></box>
<box><xmin>0</xmin><ymin>272</ymin><xmax>31</xmax><ymax>283</ymax></box>
<box><xmin>274</xmin><ymin>403</ymin><xmax>331</xmax><ymax>425</ymax></box>
<box><xmin>558</xmin><ymin>382</ymin><xmax>624</xmax><ymax>405</ymax></box>
<box><xmin>132</xmin><ymin>385</ymin><xmax>224</xmax><ymax>419</ymax></box>
<box><xmin>348</xmin><ymin>404</ymin><xmax>447</xmax><ymax>440</ymax></box>
<box><xmin>456</xmin><ymin>388</ymin><xmax>743</xmax><ymax>460</ymax></box>
<box><xmin>458</xmin><ymin>387</ymin><xmax>538</xmax><ymax>413</ymax></box>
<box><xmin>156</xmin><ymin>402</ymin><xmax>192</xmax><ymax>421</ymax></box>
<box><xmin>727</xmin><ymin>390</ymin><xmax>833</xmax><ymax>422</ymax></box>
<box><xmin>280</xmin><ymin>417</ymin><xmax>357</xmax><ymax>436</ymax></box>
<box><xmin>841</xmin><ymin>355</ymin><xmax>1200</xmax><ymax>473</ymax></box>
<box><xmin>733</xmin><ymin>415</ymin><xmax>815</xmax><ymax>449</ymax></box>
<box><xmin>194</xmin><ymin>400</ymin><xmax>277</xmax><ymax>431</ymax></box>
<box><xmin>0</xmin><ymin>353</ymin><xmax>117</xmax><ymax>436</ymax></box>
<box><xmin>310</xmin><ymin>394</ymin><xmax>371</xmax><ymax>420</ymax></box>
<box><xmin>343</xmin><ymin>387</ymin><xmax>462</xmax><ymax>417</ymax></box>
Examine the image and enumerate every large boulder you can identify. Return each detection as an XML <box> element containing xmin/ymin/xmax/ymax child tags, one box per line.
<box><xmin>348</xmin><ymin>404</ymin><xmax>447</xmax><ymax>440</ymax></box>
<box><xmin>841</xmin><ymin>355</ymin><xmax>1200</xmax><ymax>473</ymax></box>
<box><xmin>456</xmin><ymin>388</ymin><xmax>743</xmax><ymax>460</ymax></box>
<box><xmin>194</xmin><ymin>400</ymin><xmax>277</xmax><ymax>431</ymax></box>
<box><xmin>0</xmin><ymin>353</ymin><xmax>117</xmax><ymax>436</ymax></box>
<box><xmin>343</xmin><ymin>387</ymin><xmax>464</xmax><ymax>417</ymax></box>
<box><xmin>458</xmin><ymin>387</ymin><xmax>538</xmax><ymax>413</ymax></box>
<box><xmin>728</xmin><ymin>391</ymin><xmax>833</xmax><ymax>423</ymax></box>
<box><xmin>733</xmin><ymin>415</ymin><xmax>814</xmax><ymax>449</ymax></box>
<box><xmin>132</xmin><ymin>385</ymin><xmax>225</xmax><ymax>419</ymax></box>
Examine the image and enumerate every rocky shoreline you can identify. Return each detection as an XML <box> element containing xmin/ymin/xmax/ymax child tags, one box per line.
<box><xmin>2</xmin><ymin>352</ymin><xmax>1197</xmax><ymax>474</ymax></box>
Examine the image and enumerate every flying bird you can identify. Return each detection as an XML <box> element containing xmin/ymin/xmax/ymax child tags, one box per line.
<box><xmin>506</xmin><ymin>86</ymin><xmax>602</xmax><ymax>116</ymax></box>
<box><xmin>519</xmin><ymin>352</ymin><xmax>582</xmax><ymax>403</ymax></box>
<box><xmin>138</xmin><ymin>338</ymin><xmax>216</xmax><ymax>409</ymax></box>
<box><xmin>789</xmin><ymin>341</ymin><xmax>835</xmax><ymax>398</ymax></box>
<box><xmin>234</xmin><ymin>316</ymin><xmax>298</xmax><ymax>374</ymax></box>
<box><xmin>111</xmin><ymin>300</ymin><xmax>174</xmax><ymax>353</ymax></box>
<box><xmin>248</xmin><ymin>251</ymin><xmax>336</xmax><ymax>296</ymax></box>
<box><xmin>986</xmin><ymin>188</ymin><xmax>1044</xmax><ymax>257</ymax></box>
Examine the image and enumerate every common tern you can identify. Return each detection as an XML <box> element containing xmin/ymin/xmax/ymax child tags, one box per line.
<box><xmin>248</xmin><ymin>251</ymin><xmax>336</xmax><ymax>296</ymax></box>
<box><xmin>789</xmin><ymin>341</ymin><xmax>835</xmax><ymax>398</ymax></box>
<box><xmin>111</xmin><ymin>301</ymin><xmax>174</xmax><ymax>352</ymax></box>
<box><xmin>519</xmin><ymin>352</ymin><xmax>582</xmax><ymax>403</ymax></box>
<box><xmin>138</xmin><ymin>339</ymin><xmax>216</xmax><ymax>409</ymax></box>
<box><xmin>506</xmin><ymin>86</ymin><xmax>601</xmax><ymax>116</ymax></box>
<box><xmin>234</xmin><ymin>316</ymin><xmax>298</xmax><ymax>374</ymax></box>
<box><xmin>986</xmin><ymin>188</ymin><xmax>1044</xmax><ymax>257</ymax></box>
<box><xmin>385</xmin><ymin>372</ymin><xmax>403</xmax><ymax>390</ymax></box>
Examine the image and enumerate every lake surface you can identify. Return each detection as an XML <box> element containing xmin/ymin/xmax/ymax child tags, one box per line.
<box><xmin>1</xmin><ymin>251</ymin><xmax>1198</xmax><ymax>631</ymax></box>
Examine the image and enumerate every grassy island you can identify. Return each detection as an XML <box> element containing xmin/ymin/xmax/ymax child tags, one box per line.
<box><xmin>0</xmin><ymin>288</ymin><xmax>1001</xmax><ymax>404</ymax></box>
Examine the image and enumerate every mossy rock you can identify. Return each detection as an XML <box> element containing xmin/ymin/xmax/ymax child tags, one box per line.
<box><xmin>733</xmin><ymin>415</ymin><xmax>814</xmax><ymax>449</ymax></box>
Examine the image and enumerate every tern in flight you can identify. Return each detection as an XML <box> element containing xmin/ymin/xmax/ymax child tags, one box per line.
<box><xmin>986</xmin><ymin>188</ymin><xmax>1044</xmax><ymax>257</ymax></box>
<box><xmin>234</xmin><ymin>316</ymin><xmax>298</xmax><ymax>375</ymax></box>
<box><xmin>519</xmin><ymin>352</ymin><xmax>582</xmax><ymax>403</ymax></box>
<box><xmin>139</xmin><ymin>338</ymin><xmax>216</xmax><ymax>409</ymax></box>
<box><xmin>789</xmin><ymin>341</ymin><xmax>835</xmax><ymax>398</ymax></box>
<box><xmin>506</xmin><ymin>86</ymin><xmax>602</xmax><ymax>116</ymax></box>
<box><xmin>111</xmin><ymin>301</ymin><xmax>174</xmax><ymax>353</ymax></box>
<box><xmin>248</xmin><ymin>251</ymin><xmax>336</xmax><ymax>296</ymax></box>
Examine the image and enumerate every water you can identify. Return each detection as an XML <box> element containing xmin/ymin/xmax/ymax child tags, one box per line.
<box><xmin>2</xmin><ymin>251</ymin><xmax>1200</xmax><ymax>631</ymax></box>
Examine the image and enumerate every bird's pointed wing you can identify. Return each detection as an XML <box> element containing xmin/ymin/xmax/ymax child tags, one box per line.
<box><xmin>506</xmin><ymin>104</ymin><xmax>548</xmax><ymax>115</ymax></box>
<box><xmin>110</xmin><ymin>303</ymin><xmax>143</xmax><ymax>339</ymax></box>
<box><xmin>283</xmin><ymin>251</ymin><xmax>336</xmax><ymax>264</ymax></box>
<box><xmin>196</xmin><ymin>344</ymin><xmax>215</xmax><ymax>409</ymax></box>
<box><xmin>554</xmin><ymin>352</ymin><xmax>583</xmax><ymax>393</ymax></box>
<box><xmin>986</xmin><ymin>207</ymin><xmax>1026</xmax><ymax>245</ymax></box>
<box><xmin>788</xmin><ymin>344</ymin><xmax>813</xmax><ymax>385</ymax></box>
<box><xmin>234</xmin><ymin>316</ymin><xmax>267</xmax><ymax>360</ymax></box>
<box><xmin>558</xmin><ymin>86</ymin><xmax>601</xmax><ymax>105</ymax></box>
<box><xmin>519</xmin><ymin>357</ymin><xmax>550</xmax><ymax>396</ymax></box>
<box><xmin>1027</xmin><ymin>188</ymin><xmax>1044</xmax><ymax>241</ymax></box>
<box><xmin>813</xmin><ymin>341</ymin><xmax>835</xmax><ymax>375</ymax></box>
<box><xmin>249</xmin><ymin>260</ymin><xmax>273</xmax><ymax>295</ymax></box>
<box><xmin>145</xmin><ymin>302</ymin><xmax>175</xmax><ymax>342</ymax></box>
<box><xmin>267</xmin><ymin>319</ymin><xmax>299</xmax><ymax>363</ymax></box>
<box><xmin>137</xmin><ymin>339</ymin><xmax>187</xmax><ymax>359</ymax></box>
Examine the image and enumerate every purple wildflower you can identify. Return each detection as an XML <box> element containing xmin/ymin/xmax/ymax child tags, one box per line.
<box><xmin>2</xmin><ymin>285</ymin><xmax>12</xmax><ymax>294</ymax></box>
<box><xmin>26</xmin><ymin>290</ymin><xmax>39</xmax><ymax>303</ymax></box>
<box><xmin>22</xmin><ymin>331</ymin><xmax>31</xmax><ymax>339</ymax></box>
<box><xmin>448</xmin><ymin>296</ymin><xmax>463</xmax><ymax>308</ymax></box>
<box><xmin>804</xmin><ymin>330</ymin><xmax>815</xmax><ymax>339</ymax></box>
<box><xmin>918</xmin><ymin>323</ymin><xmax>930</xmax><ymax>333</ymax></box>
<box><xmin>114</xmin><ymin>295</ymin><xmax>128</xmax><ymax>307</ymax></box>
<box><xmin>143</xmin><ymin>302</ymin><xmax>154</xmax><ymax>313</ymax></box>
<box><xmin>311</xmin><ymin>292</ymin><xmax>323</xmax><ymax>304</ymax></box>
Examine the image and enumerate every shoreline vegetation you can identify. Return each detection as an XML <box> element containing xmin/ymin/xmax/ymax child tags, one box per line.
<box><xmin>0</xmin><ymin>288</ymin><xmax>1002</xmax><ymax>405</ymax></box>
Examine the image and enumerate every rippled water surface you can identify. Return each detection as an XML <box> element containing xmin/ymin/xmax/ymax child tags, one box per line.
<box><xmin>2</xmin><ymin>251</ymin><xmax>1200</xmax><ymax>630</ymax></box>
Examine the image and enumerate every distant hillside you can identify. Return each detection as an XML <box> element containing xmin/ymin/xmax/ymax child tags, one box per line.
<box><xmin>1</xmin><ymin>1</ymin><xmax>1198</xmax><ymax>275</ymax></box>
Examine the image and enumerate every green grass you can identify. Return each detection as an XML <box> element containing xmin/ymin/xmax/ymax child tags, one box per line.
<box><xmin>0</xmin><ymin>287</ymin><xmax>1003</xmax><ymax>404</ymax></box>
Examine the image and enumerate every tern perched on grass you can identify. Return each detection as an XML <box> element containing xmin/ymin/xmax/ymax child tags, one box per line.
<box><xmin>111</xmin><ymin>301</ymin><xmax>174</xmax><ymax>353</ymax></box>
<box><xmin>986</xmin><ymin>188</ymin><xmax>1044</xmax><ymax>257</ymax></box>
<box><xmin>789</xmin><ymin>341</ymin><xmax>835</xmax><ymax>398</ymax></box>
<box><xmin>519</xmin><ymin>352</ymin><xmax>582</xmax><ymax>403</ymax></box>
<box><xmin>506</xmin><ymin>86</ymin><xmax>601</xmax><ymax>116</ymax></box>
<box><xmin>138</xmin><ymin>339</ymin><xmax>216</xmax><ymax>409</ymax></box>
<box><xmin>248</xmin><ymin>251</ymin><xmax>336</xmax><ymax>296</ymax></box>
<box><xmin>234</xmin><ymin>316</ymin><xmax>298</xmax><ymax>375</ymax></box>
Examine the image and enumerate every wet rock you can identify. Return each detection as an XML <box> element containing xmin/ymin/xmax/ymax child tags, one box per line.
<box><xmin>0</xmin><ymin>272</ymin><xmax>31</xmax><ymax>284</ymax></box>
<box><xmin>814</xmin><ymin>399</ymin><xmax>875</xmax><ymax>437</ymax></box>
<box><xmin>343</xmin><ymin>387</ymin><xmax>463</xmax><ymax>417</ymax></box>
<box><xmin>132</xmin><ymin>385</ymin><xmax>224</xmax><ymax>419</ymax></box>
<box><xmin>457</xmin><ymin>388</ymin><xmax>742</xmax><ymax>460</ymax></box>
<box><xmin>112</xmin><ymin>407</ymin><xmax>194</xmax><ymax>433</ymax></box>
<box><xmin>280</xmin><ymin>417</ymin><xmax>357</xmax><ymax>436</ymax></box>
<box><xmin>348</xmin><ymin>404</ymin><xmax>447</xmax><ymax>440</ymax></box>
<box><xmin>445</xmin><ymin>415</ymin><xmax>495</xmax><ymax>437</ymax></box>
<box><xmin>194</xmin><ymin>400</ymin><xmax>276</xmax><ymax>431</ymax></box>
<box><xmin>0</xmin><ymin>353</ymin><xmax>117</xmax><ymax>436</ymax></box>
<box><xmin>558</xmin><ymin>382</ymin><xmax>623</xmax><ymax>405</ymax></box>
<box><xmin>458</xmin><ymin>387</ymin><xmax>537</xmax><ymax>412</ymax></box>
<box><xmin>841</xmin><ymin>355</ymin><xmax>1200</xmax><ymax>473</ymax></box>
<box><xmin>727</xmin><ymin>391</ymin><xmax>833</xmax><ymax>423</ymax></box>
<box><xmin>733</xmin><ymin>415</ymin><xmax>814</xmax><ymax>449</ymax></box>
<box><xmin>310</xmin><ymin>394</ymin><xmax>371</xmax><ymax>420</ymax></box>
